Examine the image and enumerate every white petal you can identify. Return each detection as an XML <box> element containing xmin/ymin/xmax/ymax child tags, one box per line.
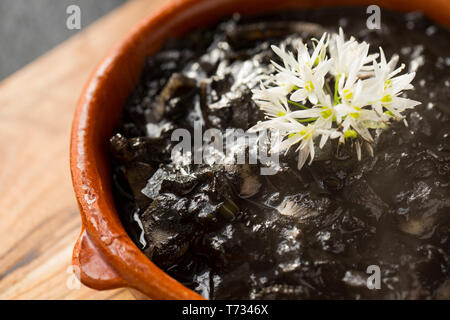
<box><xmin>319</xmin><ymin>134</ymin><xmax>328</xmax><ymax>148</ymax></box>
<box><xmin>297</xmin><ymin>144</ymin><xmax>310</xmax><ymax>170</ymax></box>
<box><xmin>355</xmin><ymin>140</ymin><xmax>362</xmax><ymax>161</ymax></box>
<box><xmin>290</xmin><ymin>89</ymin><xmax>308</xmax><ymax>102</ymax></box>
<box><xmin>308</xmin><ymin>140</ymin><xmax>315</xmax><ymax>164</ymax></box>
<box><xmin>308</xmin><ymin>93</ymin><xmax>318</xmax><ymax>105</ymax></box>
<box><xmin>289</xmin><ymin>109</ymin><xmax>321</xmax><ymax>118</ymax></box>
<box><xmin>278</xmin><ymin>134</ymin><xmax>302</xmax><ymax>153</ymax></box>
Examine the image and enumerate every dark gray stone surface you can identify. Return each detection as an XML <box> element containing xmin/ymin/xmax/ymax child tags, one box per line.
<box><xmin>0</xmin><ymin>0</ymin><xmax>127</xmax><ymax>80</ymax></box>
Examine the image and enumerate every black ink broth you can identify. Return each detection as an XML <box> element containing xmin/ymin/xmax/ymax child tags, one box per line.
<box><xmin>110</xmin><ymin>7</ymin><xmax>450</xmax><ymax>299</ymax></box>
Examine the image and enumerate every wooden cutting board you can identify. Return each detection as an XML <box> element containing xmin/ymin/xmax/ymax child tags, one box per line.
<box><xmin>0</xmin><ymin>0</ymin><xmax>167</xmax><ymax>300</ymax></box>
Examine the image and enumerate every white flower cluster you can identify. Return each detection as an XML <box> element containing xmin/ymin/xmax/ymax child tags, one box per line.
<box><xmin>249</xmin><ymin>28</ymin><xmax>420</xmax><ymax>169</ymax></box>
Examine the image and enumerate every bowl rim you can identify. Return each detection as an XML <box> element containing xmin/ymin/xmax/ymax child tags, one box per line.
<box><xmin>70</xmin><ymin>0</ymin><xmax>450</xmax><ymax>300</ymax></box>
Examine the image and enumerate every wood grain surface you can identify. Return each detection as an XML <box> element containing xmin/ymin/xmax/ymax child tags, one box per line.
<box><xmin>0</xmin><ymin>0</ymin><xmax>167</xmax><ymax>300</ymax></box>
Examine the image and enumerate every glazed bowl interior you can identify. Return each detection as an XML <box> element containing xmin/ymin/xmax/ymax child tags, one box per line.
<box><xmin>71</xmin><ymin>0</ymin><xmax>450</xmax><ymax>299</ymax></box>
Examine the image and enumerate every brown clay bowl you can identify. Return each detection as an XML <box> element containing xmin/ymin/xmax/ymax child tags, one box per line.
<box><xmin>70</xmin><ymin>0</ymin><xmax>450</xmax><ymax>300</ymax></box>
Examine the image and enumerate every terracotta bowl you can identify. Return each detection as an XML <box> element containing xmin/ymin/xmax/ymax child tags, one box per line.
<box><xmin>70</xmin><ymin>0</ymin><xmax>450</xmax><ymax>300</ymax></box>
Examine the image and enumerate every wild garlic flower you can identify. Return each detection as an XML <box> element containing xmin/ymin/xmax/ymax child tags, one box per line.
<box><xmin>252</xmin><ymin>83</ymin><xmax>291</xmax><ymax>118</ymax></box>
<box><xmin>249</xmin><ymin>28</ymin><xmax>420</xmax><ymax>169</ymax></box>
<box><xmin>329</xmin><ymin>28</ymin><xmax>378</xmax><ymax>79</ymax></box>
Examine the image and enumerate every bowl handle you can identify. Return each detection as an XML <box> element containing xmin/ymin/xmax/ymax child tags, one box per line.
<box><xmin>72</xmin><ymin>229</ymin><xmax>126</xmax><ymax>290</ymax></box>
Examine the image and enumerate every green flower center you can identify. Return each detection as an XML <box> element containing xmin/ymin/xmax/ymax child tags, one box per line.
<box><xmin>344</xmin><ymin>130</ymin><xmax>358</xmax><ymax>139</ymax></box>
<box><xmin>299</xmin><ymin>127</ymin><xmax>314</xmax><ymax>139</ymax></box>
<box><xmin>381</xmin><ymin>94</ymin><xmax>392</xmax><ymax>103</ymax></box>
<box><xmin>305</xmin><ymin>81</ymin><xmax>314</xmax><ymax>92</ymax></box>
<box><xmin>320</xmin><ymin>107</ymin><xmax>332</xmax><ymax>119</ymax></box>
<box><xmin>384</xmin><ymin>79</ymin><xmax>392</xmax><ymax>89</ymax></box>
<box><xmin>343</xmin><ymin>89</ymin><xmax>353</xmax><ymax>100</ymax></box>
